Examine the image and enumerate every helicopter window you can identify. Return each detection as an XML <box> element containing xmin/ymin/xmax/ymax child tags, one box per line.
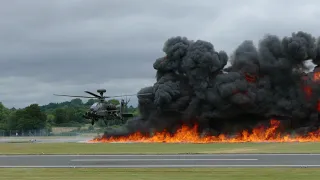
<box><xmin>91</xmin><ymin>102</ymin><xmax>98</xmax><ymax>107</ymax></box>
<box><xmin>90</xmin><ymin>103</ymin><xmax>99</xmax><ymax>110</ymax></box>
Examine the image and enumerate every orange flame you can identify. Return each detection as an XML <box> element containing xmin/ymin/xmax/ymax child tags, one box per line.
<box><xmin>89</xmin><ymin>119</ymin><xmax>320</xmax><ymax>143</ymax></box>
<box><xmin>314</xmin><ymin>72</ymin><xmax>320</xmax><ymax>81</ymax></box>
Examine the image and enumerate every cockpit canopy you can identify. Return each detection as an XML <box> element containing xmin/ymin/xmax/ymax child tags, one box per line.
<box><xmin>89</xmin><ymin>102</ymin><xmax>117</xmax><ymax>112</ymax></box>
<box><xmin>90</xmin><ymin>102</ymin><xmax>102</xmax><ymax>111</ymax></box>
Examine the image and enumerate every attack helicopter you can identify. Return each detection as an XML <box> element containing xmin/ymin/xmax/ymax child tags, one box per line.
<box><xmin>53</xmin><ymin>89</ymin><xmax>151</xmax><ymax>125</ymax></box>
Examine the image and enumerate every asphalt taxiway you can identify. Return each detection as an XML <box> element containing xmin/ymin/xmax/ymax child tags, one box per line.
<box><xmin>1</xmin><ymin>154</ymin><xmax>320</xmax><ymax>168</ymax></box>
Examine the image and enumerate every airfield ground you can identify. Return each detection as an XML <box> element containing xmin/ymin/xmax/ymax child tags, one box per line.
<box><xmin>2</xmin><ymin>141</ymin><xmax>320</xmax><ymax>154</ymax></box>
<box><xmin>1</xmin><ymin>139</ymin><xmax>320</xmax><ymax>179</ymax></box>
<box><xmin>1</xmin><ymin>168</ymin><xmax>320</xmax><ymax>180</ymax></box>
<box><xmin>0</xmin><ymin>136</ymin><xmax>92</xmax><ymax>144</ymax></box>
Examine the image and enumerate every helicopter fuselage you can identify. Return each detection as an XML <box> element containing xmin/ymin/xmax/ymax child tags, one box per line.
<box><xmin>90</xmin><ymin>102</ymin><xmax>117</xmax><ymax>115</ymax></box>
<box><xmin>83</xmin><ymin>102</ymin><xmax>125</xmax><ymax>125</ymax></box>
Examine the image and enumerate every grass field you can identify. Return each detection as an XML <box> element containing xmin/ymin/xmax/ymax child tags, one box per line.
<box><xmin>2</xmin><ymin>142</ymin><xmax>320</xmax><ymax>154</ymax></box>
<box><xmin>1</xmin><ymin>168</ymin><xmax>319</xmax><ymax>180</ymax></box>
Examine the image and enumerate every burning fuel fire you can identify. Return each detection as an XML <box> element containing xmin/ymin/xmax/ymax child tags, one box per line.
<box><xmin>89</xmin><ymin>119</ymin><xmax>320</xmax><ymax>143</ymax></box>
<box><xmin>314</xmin><ymin>72</ymin><xmax>320</xmax><ymax>81</ymax></box>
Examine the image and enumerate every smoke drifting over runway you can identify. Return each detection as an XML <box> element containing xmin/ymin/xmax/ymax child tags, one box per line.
<box><xmin>102</xmin><ymin>31</ymin><xmax>320</xmax><ymax>139</ymax></box>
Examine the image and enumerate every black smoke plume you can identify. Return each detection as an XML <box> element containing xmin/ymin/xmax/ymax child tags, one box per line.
<box><xmin>103</xmin><ymin>31</ymin><xmax>320</xmax><ymax>138</ymax></box>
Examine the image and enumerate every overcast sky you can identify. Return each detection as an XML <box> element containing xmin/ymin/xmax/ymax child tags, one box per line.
<box><xmin>1</xmin><ymin>0</ymin><xmax>319</xmax><ymax>108</ymax></box>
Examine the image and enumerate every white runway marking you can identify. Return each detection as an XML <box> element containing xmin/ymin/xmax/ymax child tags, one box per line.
<box><xmin>70</xmin><ymin>158</ymin><xmax>258</xmax><ymax>162</ymax></box>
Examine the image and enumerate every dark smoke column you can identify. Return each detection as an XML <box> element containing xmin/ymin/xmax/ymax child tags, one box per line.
<box><xmin>102</xmin><ymin>31</ymin><xmax>320</xmax><ymax>139</ymax></box>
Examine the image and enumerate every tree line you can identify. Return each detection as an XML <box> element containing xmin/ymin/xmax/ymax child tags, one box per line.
<box><xmin>0</xmin><ymin>98</ymin><xmax>139</xmax><ymax>135</ymax></box>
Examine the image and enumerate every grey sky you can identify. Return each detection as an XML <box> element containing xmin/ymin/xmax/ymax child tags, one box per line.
<box><xmin>0</xmin><ymin>0</ymin><xmax>319</xmax><ymax>108</ymax></box>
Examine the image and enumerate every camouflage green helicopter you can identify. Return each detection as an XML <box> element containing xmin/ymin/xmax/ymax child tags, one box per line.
<box><xmin>54</xmin><ymin>89</ymin><xmax>151</xmax><ymax>125</ymax></box>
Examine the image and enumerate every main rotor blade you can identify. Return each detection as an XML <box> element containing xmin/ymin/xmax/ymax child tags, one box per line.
<box><xmin>103</xmin><ymin>92</ymin><xmax>153</xmax><ymax>99</ymax></box>
<box><xmin>137</xmin><ymin>92</ymin><xmax>153</xmax><ymax>96</ymax></box>
<box><xmin>53</xmin><ymin>94</ymin><xmax>93</xmax><ymax>98</ymax></box>
<box><xmin>84</xmin><ymin>91</ymin><xmax>101</xmax><ymax>98</ymax></box>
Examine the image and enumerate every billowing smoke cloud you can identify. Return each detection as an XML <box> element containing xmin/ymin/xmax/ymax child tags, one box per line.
<box><xmin>103</xmin><ymin>31</ymin><xmax>320</xmax><ymax>138</ymax></box>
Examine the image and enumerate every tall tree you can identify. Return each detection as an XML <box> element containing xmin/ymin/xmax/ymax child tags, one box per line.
<box><xmin>7</xmin><ymin>104</ymin><xmax>47</xmax><ymax>131</ymax></box>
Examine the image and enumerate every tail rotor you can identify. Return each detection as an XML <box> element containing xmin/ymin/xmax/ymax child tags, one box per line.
<box><xmin>120</xmin><ymin>95</ymin><xmax>130</xmax><ymax>114</ymax></box>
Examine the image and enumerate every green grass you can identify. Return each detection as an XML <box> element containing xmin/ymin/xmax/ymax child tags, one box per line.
<box><xmin>1</xmin><ymin>168</ymin><xmax>319</xmax><ymax>180</ymax></box>
<box><xmin>2</xmin><ymin>142</ymin><xmax>320</xmax><ymax>154</ymax></box>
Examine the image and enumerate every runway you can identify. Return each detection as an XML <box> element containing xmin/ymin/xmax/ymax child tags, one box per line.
<box><xmin>1</xmin><ymin>154</ymin><xmax>320</xmax><ymax>168</ymax></box>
